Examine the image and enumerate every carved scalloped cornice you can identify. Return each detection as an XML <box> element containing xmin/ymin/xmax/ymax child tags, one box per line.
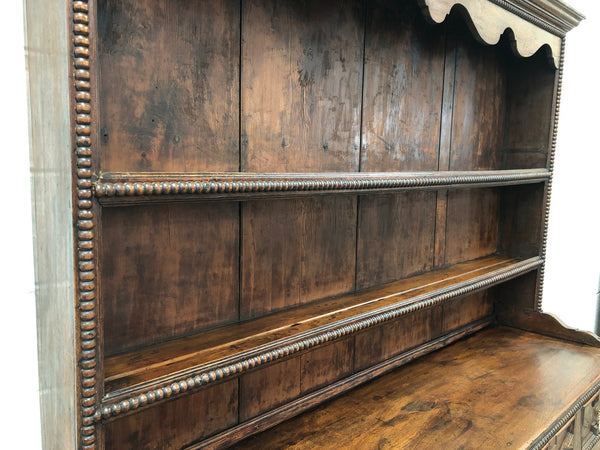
<box><xmin>420</xmin><ymin>0</ymin><xmax>584</xmax><ymax>68</ymax></box>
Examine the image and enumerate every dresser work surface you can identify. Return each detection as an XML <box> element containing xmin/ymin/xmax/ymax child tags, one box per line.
<box><xmin>234</xmin><ymin>326</ymin><xmax>600</xmax><ymax>449</ymax></box>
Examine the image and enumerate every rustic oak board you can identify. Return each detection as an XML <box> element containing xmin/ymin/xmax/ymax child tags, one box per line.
<box><xmin>360</xmin><ymin>0</ymin><xmax>445</xmax><ymax>172</ymax></box>
<box><xmin>232</xmin><ymin>327</ymin><xmax>600</xmax><ymax>449</ymax></box>
<box><xmin>104</xmin><ymin>255</ymin><xmax>522</xmax><ymax>392</ymax></box>
<box><xmin>441</xmin><ymin>289</ymin><xmax>494</xmax><ymax>332</ymax></box>
<box><xmin>448</xmin><ymin>17</ymin><xmax>506</xmax><ymax>171</ymax></box>
<box><xmin>241</xmin><ymin>196</ymin><xmax>357</xmax><ymax>319</ymax></box>
<box><xmin>241</xmin><ymin>0</ymin><xmax>364</xmax><ymax>172</ymax></box>
<box><xmin>101</xmin><ymin>202</ymin><xmax>239</xmax><ymax>355</ymax></box>
<box><xmin>354</xmin><ymin>305</ymin><xmax>443</xmax><ymax>371</ymax></box>
<box><xmin>104</xmin><ymin>379</ymin><xmax>238</xmax><ymax>450</ymax></box>
<box><xmin>503</xmin><ymin>49</ymin><xmax>556</xmax><ymax>169</ymax></box>
<box><xmin>444</xmin><ymin>188</ymin><xmax>500</xmax><ymax>265</ymax></box>
<box><xmin>98</xmin><ymin>0</ymin><xmax>240</xmax><ymax>172</ymax></box>
<box><xmin>356</xmin><ymin>192</ymin><xmax>436</xmax><ymax>289</ymax></box>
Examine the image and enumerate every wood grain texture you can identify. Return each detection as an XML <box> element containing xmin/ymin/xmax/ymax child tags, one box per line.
<box><xmin>355</xmin><ymin>306</ymin><xmax>442</xmax><ymax>370</ymax></box>
<box><xmin>98</xmin><ymin>0</ymin><xmax>240</xmax><ymax>172</ymax></box>
<box><xmin>104</xmin><ymin>380</ymin><xmax>238</xmax><ymax>449</ymax></box>
<box><xmin>499</xmin><ymin>183</ymin><xmax>544</xmax><ymax>258</ymax></box>
<box><xmin>301</xmin><ymin>338</ymin><xmax>355</xmax><ymax>394</ymax></box>
<box><xmin>240</xmin><ymin>358</ymin><xmax>301</xmax><ymax>422</ymax></box>
<box><xmin>241</xmin><ymin>0</ymin><xmax>364</xmax><ymax>172</ymax></box>
<box><xmin>503</xmin><ymin>49</ymin><xmax>556</xmax><ymax>169</ymax></box>
<box><xmin>102</xmin><ymin>255</ymin><xmax>530</xmax><ymax>395</ymax></box>
<box><xmin>356</xmin><ymin>192</ymin><xmax>436</xmax><ymax>289</ymax></box>
<box><xmin>93</xmin><ymin>169</ymin><xmax>551</xmax><ymax>204</ymax></box>
<box><xmin>497</xmin><ymin>310</ymin><xmax>600</xmax><ymax>348</ymax></box>
<box><xmin>241</xmin><ymin>197</ymin><xmax>356</xmax><ymax>319</ymax></box>
<box><xmin>101</xmin><ymin>203</ymin><xmax>239</xmax><ymax>356</ymax></box>
<box><xmin>198</xmin><ymin>321</ymin><xmax>490</xmax><ymax>450</ymax></box>
<box><xmin>442</xmin><ymin>290</ymin><xmax>494</xmax><ymax>332</ymax></box>
<box><xmin>445</xmin><ymin>188</ymin><xmax>500</xmax><ymax>265</ymax></box>
<box><xmin>25</xmin><ymin>0</ymin><xmax>77</xmax><ymax>447</ymax></box>
<box><xmin>449</xmin><ymin>20</ymin><xmax>506</xmax><ymax>171</ymax></box>
<box><xmin>232</xmin><ymin>327</ymin><xmax>600</xmax><ymax>449</ymax></box>
<box><xmin>360</xmin><ymin>0</ymin><xmax>445</xmax><ymax>172</ymax></box>
<box><xmin>421</xmin><ymin>0</ymin><xmax>563</xmax><ymax>66</ymax></box>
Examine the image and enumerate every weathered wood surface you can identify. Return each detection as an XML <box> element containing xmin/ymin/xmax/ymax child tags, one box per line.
<box><xmin>241</xmin><ymin>197</ymin><xmax>356</xmax><ymax>319</ymax></box>
<box><xmin>101</xmin><ymin>203</ymin><xmax>239</xmax><ymax>355</ymax></box>
<box><xmin>420</xmin><ymin>0</ymin><xmax>564</xmax><ymax>67</ymax></box>
<box><xmin>232</xmin><ymin>327</ymin><xmax>600</xmax><ymax>449</ymax></box>
<box><xmin>25</xmin><ymin>0</ymin><xmax>77</xmax><ymax>447</ymax></box>
<box><xmin>103</xmin><ymin>255</ymin><xmax>532</xmax><ymax>393</ymax></box>
<box><xmin>241</xmin><ymin>0</ymin><xmax>364</xmax><ymax>173</ymax></box>
<box><xmin>104</xmin><ymin>380</ymin><xmax>238</xmax><ymax>450</ymax></box>
<box><xmin>98</xmin><ymin>0</ymin><xmax>240</xmax><ymax>172</ymax></box>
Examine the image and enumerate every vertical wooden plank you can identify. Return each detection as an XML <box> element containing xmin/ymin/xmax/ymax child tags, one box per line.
<box><xmin>102</xmin><ymin>203</ymin><xmax>239</xmax><ymax>355</ymax></box>
<box><xmin>356</xmin><ymin>192</ymin><xmax>436</xmax><ymax>290</ymax></box>
<box><xmin>360</xmin><ymin>0</ymin><xmax>445</xmax><ymax>172</ymax></box>
<box><xmin>442</xmin><ymin>291</ymin><xmax>494</xmax><ymax>333</ymax></box>
<box><xmin>445</xmin><ymin>188</ymin><xmax>499</xmax><ymax>265</ymax></box>
<box><xmin>301</xmin><ymin>338</ymin><xmax>354</xmax><ymax>394</ymax></box>
<box><xmin>25</xmin><ymin>0</ymin><xmax>77</xmax><ymax>447</ymax></box>
<box><xmin>241</xmin><ymin>0</ymin><xmax>364</xmax><ymax>172</ymax></box>
<box><xmin>499</xmin><ymin>183</ymin><xmax>544</xmax><ymax>258</ymax></box>
<box><xmin>355</xmin><ymin>306</ymin><xmax>443</xmax><ymax>370</ymax></box>
<box><xmin>434</xmin><ymin>31</ymin><xmax>456</xmax><ymax>268</ymax></box>
<box><xmin>104</xmin><ymin>380</ymin><xmax>238</xmax><ymax>449</ymax></box>
<box><xmin>449</xmin><ymin>26</ymin><xmax>506</xmax><ymax>170</ymax></box>
<box><xmin>241</xmin><ymin>197</ymin><xmax>356</xmax><ymax>319</ymax></box>
<box><xmin>434</xmin><ymin>191</ymin><xmax>449</xmax><ymax>267</ymax></box>
<box><xmin>240</xmin><ymin>358</ymin><xmax>301</xmax><ymax>422</ymax></box>
<box><xmin>503</xmin><ymin>51</ymin><xmax>556</xmax><ymax>169</ymax></box>
<box><xmin>98</xmin><ymin>0</ymin><xmax>240</xmax><ymax>172</ymax></box>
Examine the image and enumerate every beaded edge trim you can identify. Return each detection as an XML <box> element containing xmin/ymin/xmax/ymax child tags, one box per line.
<box><xmin>537</xmin><ymin>39</ymin><xmax>564</xmax><ymax>311</ymax></box>
<box><xmin>72</xmin><ymin>1</ymin><xmax>98</xmax><ymax>449</ymax></box>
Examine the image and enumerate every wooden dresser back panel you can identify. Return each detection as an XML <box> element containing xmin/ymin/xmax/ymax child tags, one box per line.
<box><xmin>241</xmin><ymin>0</ymin><xmax>364</xmax><ymax>173</ymax></box>
<box><xmin>503</xmin><ymin>50</ymin><xmax>556</xmax><ymax>170</ymax></box>
<box><xmin>448</xmin><ymin>18</ymin><xmax>507</xmax><ymax>171</ymax></box>
<box><xmin>360</xmin><ymin>0</ymin><xmax>445</xmax><ymax>172</ymax></box>
<box><xmin>445</xmin><ymin>188</ymin><xmax>500</xmax><ymax>265</ymax></box>
<box><xmin>98</xmin><ymin>0</ymin><xmax>240</xmax><ymax>173</ymax></box>
<box><xmin>101</xmin><ymin>203</ymin><xmax>240</xmax><ymax>356</ymax></box>
<box><xmin>356</xmin><ymin>192</ymin><xmax>436</xmax><ymax>290</ymax></box>
<box><xmin>241</xmin><ymin>196</ymin><xmax>357</xmax><ymax>319</ymax></box>
<box><xmin>104</xmin><ymin>379</ymin><xmax>239</xmax><ymax>449</ymax></box>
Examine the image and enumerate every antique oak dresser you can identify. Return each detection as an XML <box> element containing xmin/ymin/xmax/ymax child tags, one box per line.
<box><xmin>26</xmin><ymin>0</ymin><xmax>600</xmax><ymax>448</ymax></box>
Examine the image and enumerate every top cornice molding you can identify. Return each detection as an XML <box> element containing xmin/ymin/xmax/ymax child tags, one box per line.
<box><xmin>420</xmin><ymin>0</ymin><xmax>583</xmax><ymax>67</ymax></box>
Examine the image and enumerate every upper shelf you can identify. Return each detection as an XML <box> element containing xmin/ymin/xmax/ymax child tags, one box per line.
<box><xmin>420</xmin><ymin>0</ymin><xmax>584</xmax><ymax>67</ymax></box>
<box><xmin>94</xmin><ymin>169</ymin><xmax>549</xmax><ymax>204</ymax></box>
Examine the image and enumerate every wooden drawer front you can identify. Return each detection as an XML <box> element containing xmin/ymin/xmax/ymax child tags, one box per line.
<box><xmin>544</xmin><ymin>391</ymin><xmax>600</xmax><ymax>450</ymax></box>
<box><xmin>582</xmin><ymin>392</ymin><xmax>600</xmax><ymax>449</ymax></box>
<box><xmin>545</xmin><ymin>416</ymin><xmax>576</xmax><ymax>450</ymax></box>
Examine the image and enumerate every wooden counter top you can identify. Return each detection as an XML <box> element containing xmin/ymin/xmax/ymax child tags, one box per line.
<box><xmin>233</xmin><ymin>326</ymin><xmax>600</xmax><ymax>449</ymax></box>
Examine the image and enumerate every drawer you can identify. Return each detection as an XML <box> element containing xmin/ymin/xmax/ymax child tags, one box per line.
<box><xmin>545</xmin><ymin>391</ymin><xmax>600</xmax><ymax>450</ymax></box>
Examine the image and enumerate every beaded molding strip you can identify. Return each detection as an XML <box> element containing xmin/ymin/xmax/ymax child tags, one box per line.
<box><xmin>94</xmin><ymin>169</ymin><xmax>550</xmax><ymax>200</ymax></box>
<box><xmin>72</xmin><ymin>1</ymin><xmax>98</xmax><ymax>449</ymax></box>
<box><xmin>537</xmin><ymin>39</ymin><xmax>565</xmax><ymax>312</ymax></box>
<box><xmin>95</xmin><ymin>257</ymin><xmax>542</xmax><ymax>422</ymax></box>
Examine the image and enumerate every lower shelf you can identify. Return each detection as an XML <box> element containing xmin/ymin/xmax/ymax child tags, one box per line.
<box><xmin>229</xmin><ymin>326</ymin><xmax>600</xmax><ymax>450</ymax></box>
<box><xmin>101</xmin><ymin>255</ymin><xmax>541</xmax><ymax>417</ymax></box>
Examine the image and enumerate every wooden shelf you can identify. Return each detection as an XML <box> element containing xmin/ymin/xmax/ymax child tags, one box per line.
<box><xmin>94</xmin><ymin>169</ymin><xmax>549</xmax><ymax>204</ymax></box>
<box><xmin>102</xmin><ymin>255</ymin><xmax>542</xmax><ymax>410</ymax></box>
<box><xmin>228</xmin><ymin>326</ymin><xmax>600</xmax><ymax>449</ymax></box>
